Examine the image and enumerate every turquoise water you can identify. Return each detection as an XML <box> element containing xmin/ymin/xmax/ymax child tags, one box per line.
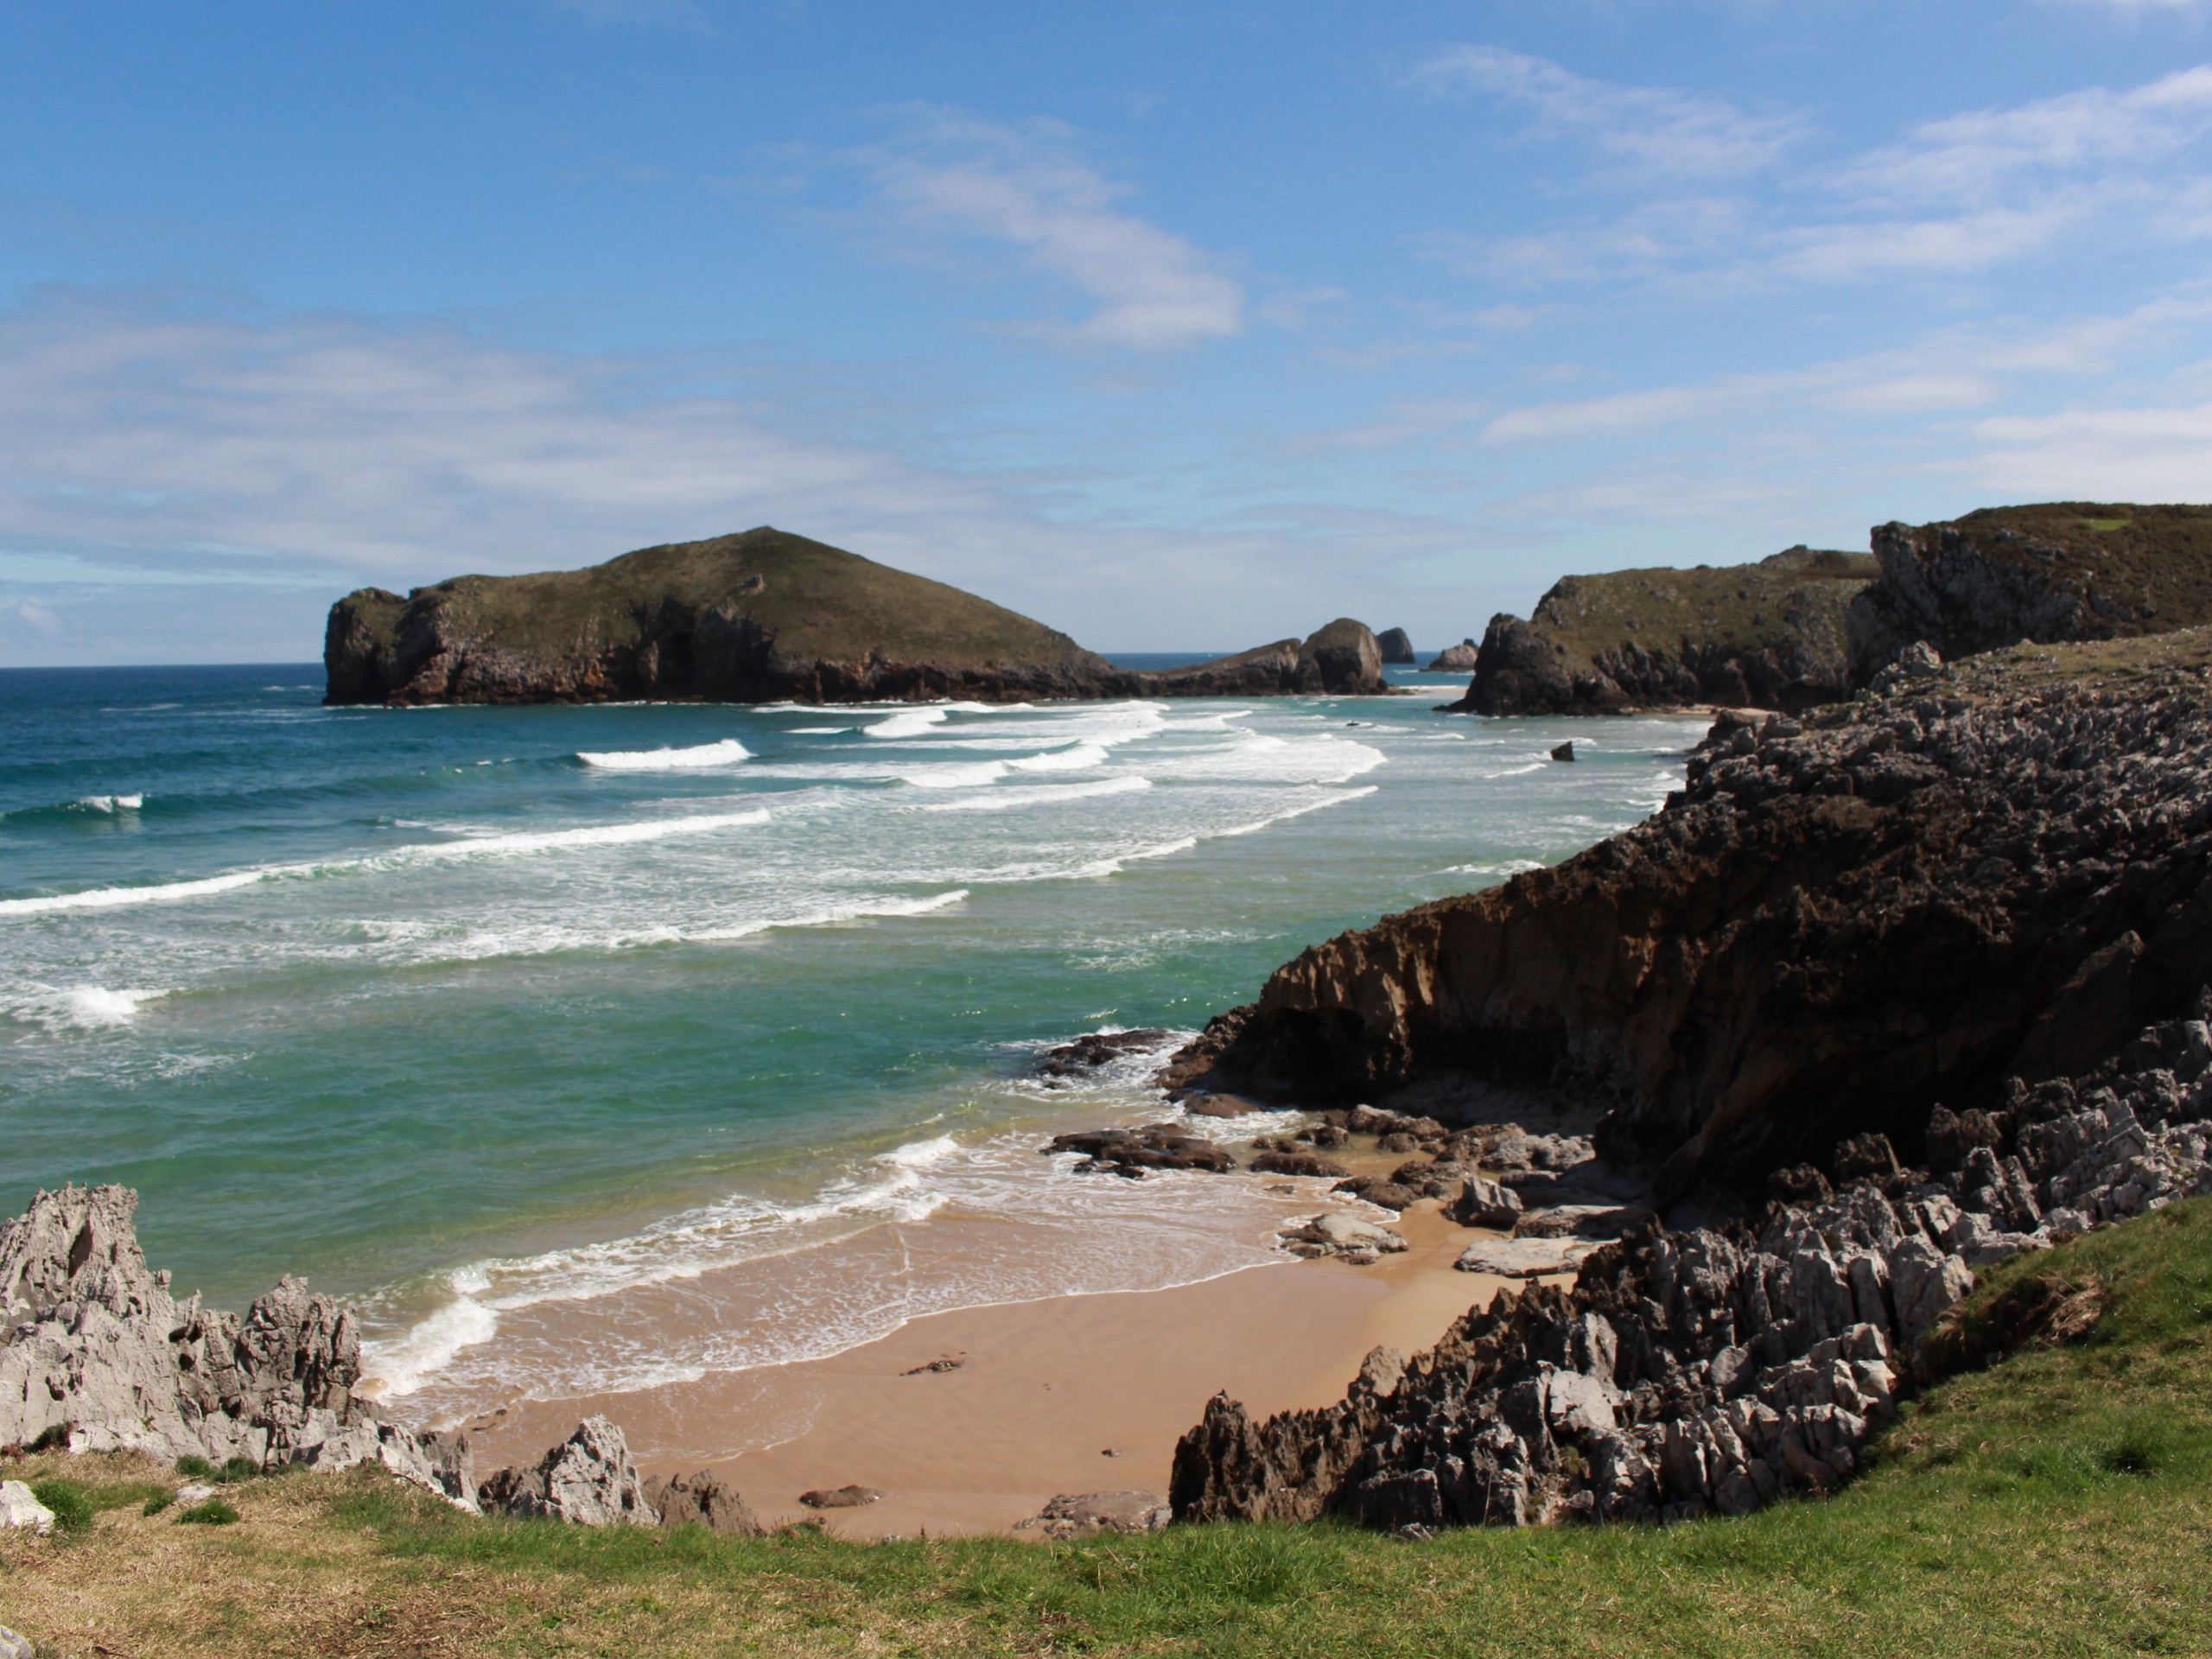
<box><xmin>0</xmin><ymin>664</ymin><xmax>1703</xmax><ymax>1424</ymax></box>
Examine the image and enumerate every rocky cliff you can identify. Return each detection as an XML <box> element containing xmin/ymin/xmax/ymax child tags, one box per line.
<box><xmin>1170</xmin><ymin>628</ymin><xmax>2212</xmax><ymax>1203</ymax></box>
<box><xmin>1452</xmin><ymin>546</ymin><xmax>1875</xmax><ymax>717</ymax></box>
<box><xmin>1166</xmin><ymin>627</ymin><xmax>2212</xmax><ymax>1532</ymax></box>
<box><xmin>1847</xmin><ymin>503</ymin><xmax>2212</xmax><ymax>683</ymax></box>
<box><xmin>324</xmin><ymin>526</ymin><xmax>1388</xmax><ymax>705</ymax></box>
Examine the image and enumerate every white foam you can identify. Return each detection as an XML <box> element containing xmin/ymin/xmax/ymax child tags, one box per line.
<box><xmin>864</xmin><ymin>707</ymin><xmax>951</xmax><ymax>740</ymax></box>
<box><xmin>69</xmin><ymin>794</ymin><xmax>144</xmax><ymax>813</ymax></box>
<box><xmin>1441</xmin><ymin>858</ymin><xmax>1545</xmax><ymax>879</ymax></box>
<box><xmin>0</xmin><ymin>810</ymin><xmax>772</xmax><ymax>918</ymax></box>
<box><xmin>1006</xmin><ymin>741</ymin><xmax>1109</xmax><ymax>772</ymax></box>
<box><xmin>921</xmin><ymin>777</ymin><xmax>1151</xmax><ymax>813</ymax></box>
<box><xmin>577</xmin><ymin>739</ymin><xmax>751</xmax><ymax>772</ymax></box>
<box><xmin>357</xmin><ymin>1273</ymin><xmax>501</xmax><ymax>1400</ymax></box>
<box><xmin>900</xmin><ymin>761</ymin><xmax>1007</xmax><ymax>790</ymax></box>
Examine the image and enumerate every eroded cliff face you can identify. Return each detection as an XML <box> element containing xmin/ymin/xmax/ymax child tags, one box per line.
<box><xmin>1846</xmin><ymin>503</ymin><xmax>2212</xmax><ymax>683</ymax></box>
<box><xmin>1452</xmin><ymin>548</ymin><xmax>1872</xmax><ymax>718</ymax></box>
<box><xmin>1171</xmin><ymin>656</ymin><xmax>2212</xmax><ymax>1202</ymax></box>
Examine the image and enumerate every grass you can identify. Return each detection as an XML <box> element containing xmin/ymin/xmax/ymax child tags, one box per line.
<box><xmin>5</xmin><ymin>1201</ymin><xmax>2212</xmax><ymax>1656</ymax></box>
<box><xmin>1936</xmin><ymin>502</ymin><xmax>2212</xmax><ymax>636</ymax></box>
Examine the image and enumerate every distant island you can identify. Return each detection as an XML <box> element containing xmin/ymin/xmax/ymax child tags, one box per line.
<box><xmin>323</xmin><ymin>526</ymin><xmax>1387</xmax><ymax>706</ymax></box>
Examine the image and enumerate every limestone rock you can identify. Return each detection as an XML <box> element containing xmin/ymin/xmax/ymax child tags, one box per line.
<box><xmin>1376</xmin><ymin>628</ymin><xmax>1416</xmax><ymax>665</ymax></box>
<box><xmin>1014</xmin><ymin>1491</ymin><xmax>1172</xmax><ymax>1540</ymax></box>
<box><xmin>1452</xmin><ymin>1238</ymin><xmax>1595</xmax><ymax>1278</ymax></box>
<box><xmin>0</xmin><ymin>1625</ymin><xmax>34</xmax><ymax>1659</ymax></box>
<box><xmin>1427</xmin><ymin>639</ymin><xmax>1480</xmax><ymax>672</ymax></box>
<box><xmin>0</xmin><ymin>1480</ymin><xmax>54</xmax><ymax>1535</ymax></box>
<box><xmin>480</xmin><ymin>1417</ymin><xmax>657</xmax><ymax>1527</ymax></box>
<box><xmin>1249</xmin><ymin>1150</ymin><xmax>1353</xmax><ymax>1179</ymax></box>
<box><xmin>1281</xmin><ymin>1212</ymin><xmax>1408</xmax><ymax>1266</ymax></box>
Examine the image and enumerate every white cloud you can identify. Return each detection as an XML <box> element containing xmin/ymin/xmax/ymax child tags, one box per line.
<box><xmin>867</xmin><ymin>114</ymin><xmax>1244</xmax><ymax>351</ymax></box>
<box><xmin>1414</xmin><ymin>46</ymin><xmax>1807</xmax><ymax>178</ymax></box>
<box><xmin>1841</xmin><ymin>67</ymin><xmax>2212</xmax><ymax>207</ymax></box>
<box><xmin>1968</xmin><ymin>399</ymin><xmax>2212</xmax><ymax>499</ymax></box>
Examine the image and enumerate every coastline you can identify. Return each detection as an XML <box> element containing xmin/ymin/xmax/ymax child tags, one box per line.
<box><xmin>461</xmin><ymin>1198</ymin><xmax>1523</xmax><ymax>1539</ymax></box>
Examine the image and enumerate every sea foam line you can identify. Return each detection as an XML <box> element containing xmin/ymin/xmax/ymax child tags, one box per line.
<box><xmin>0</xmin><ymin>809</ymin><xmax>772</xmax><ymax>918</ymax></box>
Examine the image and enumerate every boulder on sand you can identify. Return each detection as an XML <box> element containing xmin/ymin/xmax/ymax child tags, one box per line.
<box><xmin>644</xmin><ymin>1470</ymin><xmax>761</xmax><ymax>1535</ymax></box>
<box><xmin>1015</xmin><ymin>1491</ymin><xmax>1172</xmax><ymax>1539</ymax></box>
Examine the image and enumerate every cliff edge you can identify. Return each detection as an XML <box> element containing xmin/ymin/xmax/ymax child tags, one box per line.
<box><xmin>1454</xmin><ymin>545</ymin><xmax>1874</xmax><ymax>717</ymax></box>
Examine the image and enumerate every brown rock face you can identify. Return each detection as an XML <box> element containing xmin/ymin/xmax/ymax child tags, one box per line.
<box><xmin>1172</xmin><ymin>674</ymin><xmax>2212</xmax><ymax>1200</ymax></box>
<box><xmin>1847</xmin><ymin>503</ymin><xmax>2212</xmax><ymax>683</ymax></box>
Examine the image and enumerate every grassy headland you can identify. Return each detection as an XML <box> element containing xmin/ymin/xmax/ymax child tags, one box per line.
<box><xmin>8</xmin><ymin>1199</ymin><xmax>2210</xmax><ymax>1657</ymax></box>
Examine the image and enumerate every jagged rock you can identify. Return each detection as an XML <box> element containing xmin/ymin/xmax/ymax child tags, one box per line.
<box><xmin>645</xmin><ymin>1471</ymin><xmax>761</xmax><ymax>1535</ymax></box>
<box><xmin>0</xmin><ymin>1625</ymin><xmax>34</xmax><ymax>1659</ymax></box>
<box><xmin>480</xmin><ymin>1417</ymin><xmax>657</xmax><ymax>1527</ymax></box>
<box><xmin>799</xmin><ymin>1484</ymin><xmax>885</xmax><ymax>1509</ymax></box>
<box><xmin>0</xmin><ymin>1480</ymin><xmax>54</xmax><ymax>1535</ymax></box>
<box><xmin>1513</xmin><ymin>1205</ymin><xmax>1640</xmax><ymax>1240</ymax></box>
<box><xmin>1174</xmin><ymin>1000</ymin><xmax>2212</xmax><ymax>1534</ymax></box>
<box><xmin>1014</xmin><ymin>1491</ymin><xmax>1172</xmax><ymax>1539</ymax></box>
<box><xmin>0</xmin><ymin>1184</ymin><xmax>467</xmax><ymax>1512</ymax></box>
<box><xmin>1041</xmin><ymin>1124</ymin><xmax>1236</xmax><ymax>1178</ymax></box>
<box><xmin>1281</xmin><ymin>1212</ymin><xmax>1408</xmax><ymax>1265</ymax></box>
<box><xmin>1452</xmin><ymin>1238</ymin><xmax>1596</xmax><ymax>1277</ymax></box>
<box><xmin>1551</xmin><ymin>742</ymin><xmax>1575</xmax><ymax>762</ymax></box>
<box><xmin>1450</xmin><ymin>1177</ymin><xmax>1524</xmax><ymax>1229</ymax></box>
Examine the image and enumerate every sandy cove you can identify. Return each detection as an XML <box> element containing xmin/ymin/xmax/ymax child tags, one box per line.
<box><xmin>462</xmin><ymin>1202</ymin><xmax>1541</xmax><ymax>1540</ymax></box>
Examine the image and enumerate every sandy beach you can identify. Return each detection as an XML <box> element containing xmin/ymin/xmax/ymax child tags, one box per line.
<box><xmin>466</xmin><ymin>1200</ymin><xmax>1541</xmax><ymax>1539</ymax></box>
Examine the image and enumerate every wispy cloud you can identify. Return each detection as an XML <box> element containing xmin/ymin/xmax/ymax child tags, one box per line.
<box><xmin>1413</xmin><ymin>46</ymin><xmax>1808</xmax><ymax>178</ymax></box>
<box><xmin>864</xmin><ymin>112</ymin><xmax>1244</xmax><ymax>351</ymax></box>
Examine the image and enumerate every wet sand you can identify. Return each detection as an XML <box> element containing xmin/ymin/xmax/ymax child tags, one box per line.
<box><xmin>468</xmin><ymin>1201</ymin><xmax>1546</xmax><ymax>1539</ymax></box>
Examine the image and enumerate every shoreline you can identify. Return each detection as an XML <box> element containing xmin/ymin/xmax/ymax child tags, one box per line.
<box><xmin>461</xmin><ymin>1198</ymin><xmax>1525</xmax><ymax>1539</ymax></box>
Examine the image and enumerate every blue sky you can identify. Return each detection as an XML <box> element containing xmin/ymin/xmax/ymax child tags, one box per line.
<box><xmin>3</xmin><ymin>1</ymin><xmax>2210</xmax><ymax>662</ymax></box>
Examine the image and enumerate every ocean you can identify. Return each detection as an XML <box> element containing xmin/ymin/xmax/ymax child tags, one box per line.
<box><xmin>0</xmin><ymin>661</ymin><xmax>1706</xmax><ymax>1440</ymax></box>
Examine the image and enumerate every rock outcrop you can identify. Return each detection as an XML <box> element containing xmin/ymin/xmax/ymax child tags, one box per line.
<box><xmin>0</xmin><ymin>1185</ymin><xmax>471</xmax><ymax>1509</ymax></box>
<box><xmin>1376</xmin><ymin>628</ymin><xmax>1416</xmax><ymax>664</ymax></box>
<box><xmin>1171</xmin><ymin>639</ymin><xmax>2212</xmax><ymax>1203</ymax></box>
<box><xmin>1450</xmin><ymin>546</ymin><xmax>1876</xmax><ymax>717</ymax></box>
<box><xmin>1169</xmin><ymin>1001</ymin><xmax>2212</xmax><ymax>1531</ymax></box>
<box><xmin>478</xmin><ymin>1416</ymin><xmax>657</xmax><ymax>1527</ymax></box>
<box><xmin>1847</xmin><ymin>503</ymin><xmax>2212</xmax><ymax>683</ymax></box>
<box><xmin>1042</xmin><ymin>1124</ymin><xmax>1239</xmax><ymax>1178</ymax></box>
<box><xmin>324</xmin><ymin>526</ymin><xmax>1389</xmax><ymax>706</ymax></box>
<box><xmin>1427</xmin><ymin>640</ymin><xmax>1479</xmax><ymax>672</ymax></box>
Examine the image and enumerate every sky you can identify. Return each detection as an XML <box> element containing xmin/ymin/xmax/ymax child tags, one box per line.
<box><xmin>3</xmin><ymin>1</ymin><xmax>2211</xmax><ymax>663</ymax></box>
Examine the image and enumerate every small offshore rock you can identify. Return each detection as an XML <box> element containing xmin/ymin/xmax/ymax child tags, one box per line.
<box><xmin>1551</xmin><ymin>741</ymin><xmax>1576</xmax><ymax>762</ymax></box>
<box><xmin>1043</xmin><ymin>1124</ymin><xmax>1236</xmax><ymax>1178</ymax></box>
<box><xmin>1250</xmin><ymin>1150</ymin><xmax>1353</xmax><ymax>1179</ymax></box>
<box><xmin>1015</xmin><ymin>1491</ymin><xmax>1171</xmax><ymax>1540</ymax></box>
<box><xmin>0</xmin><ymin>1479</ymin><xmax>54</xmax><ymax>1535</ymax></box>
<box><xmin>1034</xmin><ymin>1029</ymin><xmax>1173</xmax><ymax>1084</ymax></box>
<box><xmin>800</xmin><ymin>1484</ymin><xmax>885</xmax><ymax>1510</ymax></box>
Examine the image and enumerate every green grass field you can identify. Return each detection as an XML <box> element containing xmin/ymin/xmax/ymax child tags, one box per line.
<box><xmin>8</xmin><ymin>1201</ymin><xmax>2211</xmax><ymax>1657</ymax></box>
